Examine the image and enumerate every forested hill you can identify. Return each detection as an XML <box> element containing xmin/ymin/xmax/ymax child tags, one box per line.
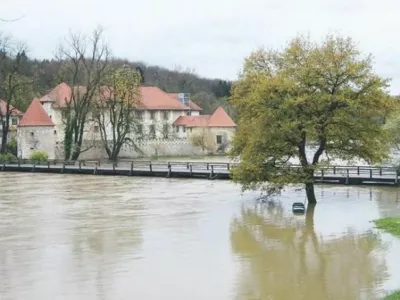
<box><xmin>10</xmin><ymin>52</ymin><xmax>234</xmax><ymax>116</ymax></box>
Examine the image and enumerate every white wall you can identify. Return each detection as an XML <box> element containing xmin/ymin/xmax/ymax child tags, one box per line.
<box><xmin>50</xmin><ymin>107</ymin><xmax>189</xmax><ymax>142</ymax></box>
<box><xmin>17</xmin><ymin>126</ymin><xmax>56</xmax><ymax>159</ymax></box>
<box><xmin>187</xmin><ymin>126</ymin><xmax>236</xmax><ymax>152</ymax></box>
<box><xmin>55</xmin><ymin>139</ymin><xmax>205</xmax><ymax>160</ymax></box>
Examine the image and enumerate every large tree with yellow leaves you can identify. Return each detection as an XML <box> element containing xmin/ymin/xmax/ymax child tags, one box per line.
<box><xmin>230</xmin><ymin>35</ymin><xmax>393</xmax><ymax>203</ymax></box>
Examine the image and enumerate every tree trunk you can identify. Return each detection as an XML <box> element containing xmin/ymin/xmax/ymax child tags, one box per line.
<box><xmin>1</xmin><ymin>127</ymin><xmax>8</xmax><ymax>154</ymax></box>
<box><xmin>305</xmin><ymin>202</ymin><xmax>316</xmax><ymax>228</ymax></box>
<box><xmin>0</xmin><ymin>134</ymin><xmax>7</xmax><ymax>153</ymax></box>
<box><xmin>305</xmin><ymin>182</ymin><xmax>317</xmax><ymax>204</ymax></box>
<box><xmin>71</xmin><ymin>148</ymin><xmax>81</xmax><ymax>161</ymax></box>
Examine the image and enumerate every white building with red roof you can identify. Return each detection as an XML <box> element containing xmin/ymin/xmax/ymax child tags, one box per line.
<box><xmin>17</xmin><ymin>82</ymin><xmax>236</xmax><ymax>158</ymax></box>
<box><xmin>173</xmin><ymin>106</ymin><xmax>236</xmax><ymax>152</ymax></box>
<box><xmin>17</xmin><ymin>98</ymin><xmax>56</xmax><ymax>159</ymax></box>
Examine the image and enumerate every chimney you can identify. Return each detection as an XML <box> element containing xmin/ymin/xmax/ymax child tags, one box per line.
<box><xmin>178</xmin><ymin>93</ymin><xmax>190</xmax><ymax>106</ymax></box>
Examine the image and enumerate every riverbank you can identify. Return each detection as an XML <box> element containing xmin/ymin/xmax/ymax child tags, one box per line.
<box><xmin>374</xmin><ymin>217</ymin><xmax>400</xmax><ymax>299</ymax></box>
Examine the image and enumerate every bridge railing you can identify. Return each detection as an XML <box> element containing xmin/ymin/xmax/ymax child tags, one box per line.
<box><xmin>0</xmin><ymin>158</ymin><xmax>398</xmax><ymax>176</ymax></box>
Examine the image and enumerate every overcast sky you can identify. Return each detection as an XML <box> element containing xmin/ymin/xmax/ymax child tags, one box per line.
<box><xmin>1</xmin><ymin>0</ymin><xmax>400</xmax><ymax>93</ymax></box>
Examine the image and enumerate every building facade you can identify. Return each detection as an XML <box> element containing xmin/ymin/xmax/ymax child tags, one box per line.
<box><xmin>16</xmin><ymin>83</ymin><xmax>236</xmax><ymax>159</ymax></box>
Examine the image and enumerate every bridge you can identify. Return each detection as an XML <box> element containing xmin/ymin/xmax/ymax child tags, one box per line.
<box><xmin>0</xmin><ymin>159</ymin><xmax>399</xmax><ymax>186</ymax></box>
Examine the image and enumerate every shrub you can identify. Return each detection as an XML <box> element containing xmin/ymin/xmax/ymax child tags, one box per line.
<box><xmin>0</xmin><ymin>153</ymin><xmax>17</xmax><ymax>162</ymax></box>
<box><xmin>7</xmin><ymin>137</ymin><xmax>17</xmax><ymax>156</ymax></box>
<box><xmin>30</xmin><ymin>151</ymin><xmax>49</xmax><ymax>163</ymax></box>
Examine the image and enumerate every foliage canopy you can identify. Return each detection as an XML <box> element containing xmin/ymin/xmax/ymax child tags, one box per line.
<box><xmin>230</xmin><ymin>34</ymin><xmax>393</xmax><ymax>202</ymax></box>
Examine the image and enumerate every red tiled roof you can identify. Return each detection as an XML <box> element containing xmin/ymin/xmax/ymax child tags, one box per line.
<box><xmin>207</xmin><ymin>106</ymin><xmax>236</xmax><ymax>127</ymax></box>
<box><xmin>18</xmin><ymin>98</ymin><xmax>55</xmax><ymax>127</ymax></box>
<box><xmin>188</xmin><ymin>101</ymin><xmax>203</xmax><ymax>111</ymax></box>
<box><xmin>139</xmin><ymin>87</ymin><xmax>190</xmax><ymax>110</ymax></box>
<box><xmin>168</xmin><ymin>93</ymin><xmax>202</xmax><ymax>111</ymax></box>
<box><xmin>0</xmin><ymin>99</ymin><xmax>23</xmax><ymax>116</ymax></box>
<box><xmin>40</xmin><ymin>83</ymin><xmax>88</xmax><ymax>108</ymax></box>
<box><xmin>173</xmin><ymin>115</ymin><xmax>211</xmax><ymax>127</ymax></box>
<box><xmin>173</xmin><ymin>107</ymin><xmax>236</xmax><ymax>128</ymax></box>
<box><xmin>40</xmin><ymin>82</ymin><xmax>72</xmax><ymax>107</ymax></box>
<box><xmin>41</xmin><ymin>83</ymin><xmax>191</xmax><ymax>111</ymax></box>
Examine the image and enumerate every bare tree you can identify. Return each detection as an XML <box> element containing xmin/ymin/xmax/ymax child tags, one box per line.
<box><xmin>57</xmin><ymin>27</ymin><xmax>110</xmax><ymax>160</ymax></box>
<box><xmin>94</xmin><ymin>65</ymin><xmax>142</xmax><ymax>161</ymax></box>
<box><xmin>189</xmin><ymin>126</ymin><xmax>214</xmax><ymax>154</ymax></box>
<box><xmin>0</xmin><ymin>35</ymin><xmax>31</xmax><ymax>153</ymax></box>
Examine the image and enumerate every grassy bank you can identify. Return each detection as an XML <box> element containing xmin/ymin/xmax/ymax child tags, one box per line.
<box><xmin>374</xmin><ymin>217</ymin><xmax>400</xmax><ymax>236</ymax></box>
<box><xmin>373</xmin><ymin>217</ymin><xmax>400</xmax><ymax>299</ymax></box>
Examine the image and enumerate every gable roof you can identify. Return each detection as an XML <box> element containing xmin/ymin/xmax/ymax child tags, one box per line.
<box><xmin>18</xmin><ymin>98</ymin><xmax>55</xmax><ymax>127</ymax></box>
<box><xmin>207</xmin><ymin>106</ymin><xmax>236</xmax><ymax>127</ymax></box>
<box><xmin>173</xmin><ymin>106</ymin><xmax>236</xmax><ymax>128</ymax></box>
<box><xmin>173</xmin><ymin>115</ymin><xmax>211</xmax><ymax>127</ymax></box>
<box><xmin>168</xmin><ymin>93</ymin><xmax>202</xmax><ymax>111</ymax></box>
<box><xmin>40</xmin><ymin>83</ymin><xmax>87</xmax><ymax>108</ymax></box>
<box><xmin>0</xmin><ymin>99</ymin><xmax>23</xmax><ymax>116</ymax></box>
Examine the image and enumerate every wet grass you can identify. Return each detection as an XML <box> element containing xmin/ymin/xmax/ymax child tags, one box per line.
<box><xmin>374</xmin><ymin>217</ymin><xmax>400</xmax><ymax>237</ymax></box>
<box><xmin>374</xmin><ymin>217</ymin><xmax>400</xmax><ymax>299</ymax></box>
<box><xmin>383</xmin><ymin>290</ymin><xmax>400</xmax><ymax>299</ymax></box>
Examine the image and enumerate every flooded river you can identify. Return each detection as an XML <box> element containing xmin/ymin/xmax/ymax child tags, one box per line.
<box><xmin>1</xmin><ymin>173</ymin><xmax>400</xmax><ymax>300</ymax></box>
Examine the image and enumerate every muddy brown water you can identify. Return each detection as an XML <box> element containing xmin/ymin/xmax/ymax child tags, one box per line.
<box><xmin>1</xmin><ymin>173</ymin><xmax>400</xmax><ymax>300</ymax></box>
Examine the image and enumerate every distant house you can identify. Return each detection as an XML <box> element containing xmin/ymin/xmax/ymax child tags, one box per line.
<box><xmin>17</xmin><ymin>98</ymin><xmax>56</xmax><ymax>159</ymax></box>
<box><xmin>0</xmin><ymin>99</ymin><xmax>24</xmax><ymax>143</ymax></box>
<box><xmin>173</xmin><ymin>106</ymin><xmax>236</xmax><ymax>152</ymax></box>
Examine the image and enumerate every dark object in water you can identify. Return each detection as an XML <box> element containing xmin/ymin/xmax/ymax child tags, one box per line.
<box><xmin>292</xmin><ymin>202</ymin><xmax>305</xmax><ymax>214</ymax></box>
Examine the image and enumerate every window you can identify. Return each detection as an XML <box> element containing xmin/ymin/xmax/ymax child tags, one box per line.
<box><xmin>137</xmin><ymin>111</ymin><xmax>143</xmax><ymax>120</ymax></box>
<box><xmin>189</xmin><ymin>128</ymin><xmax>192</xmax><ymax>132</ymax></box>
<box><xmin>149</xmin><ymin>125</ymin><xmax>156</xmax><ymax>138</ymax></box>
<box><xmin>216</xmin><ymin>135</ymin><xmax>222</xmax><ymax>144</ymax></box>
<box><xmin>176</xmin><ymin>126</ymin><xmax>179</xmax><ymax>133</ymax></box>
<box><xmin>163</xmin><ymin>124</ymin><xmax>169</xmax><ymax>139</ymax></box>
<box><xmin>11</xmin><ymin>118</ymin><xmax>17</xmax><ymax>125</ymax></box>
<box><xmin>137</xmin><ymin>124</ymin><xmax>143</xmax><ymax>134</ymax></box>
<box><xmin>186</xmin><ymin>111</ymin><xmax>191</xmax><ymax>116</ymax></box>
<box><xmin>54</xmin><ymin>130</ymin><xmax>57</xmax><ymax>135</ymax></box>
<box><xmin>163</xmin><ymin>111</ymin><xmax>168</xmax><ymax>120</ymax></box>
<box><xmin>150</xmin><ymin>111</ymin><xmax>156</xmax><ymax>120</ymax></box>
<box><xmin>30</xmin><ymin>132</ymin><xmax>34</xmax><ymax>136</ymax></box>
<box><xmin>94</xmin><ymin>125</ymin><xmax>99</xmax><ymax>133</ymax></box>
<box><xmin>183</xmin><ymin>126</ymin><xmax>186</xmax><ymax>133</ymax></box>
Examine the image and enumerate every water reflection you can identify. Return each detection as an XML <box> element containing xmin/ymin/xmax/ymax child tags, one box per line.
<box><xmin>231</xmin><ymin>202</ymin><xmax>388</xmax><ymax>300</ymax></box>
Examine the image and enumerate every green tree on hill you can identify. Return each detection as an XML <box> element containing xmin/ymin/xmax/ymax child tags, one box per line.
<box><xmin>230</xmin><ymin>34</ymin><xmax>393</xmax><ymax>203</ymax></box>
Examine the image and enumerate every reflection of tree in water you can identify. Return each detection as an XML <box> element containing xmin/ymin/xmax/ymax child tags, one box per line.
<box><xmin>230</xmin><ymin>202</ymin><xmax>388</xmax><ymax>300</ymax></box>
